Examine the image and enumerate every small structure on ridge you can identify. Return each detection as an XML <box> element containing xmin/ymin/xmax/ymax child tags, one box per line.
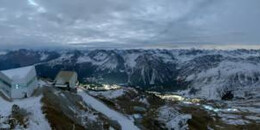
<box><xmin>54</xmin><ymin>71</ymin><xmax>78</xmax><ymax>91</ymax></box>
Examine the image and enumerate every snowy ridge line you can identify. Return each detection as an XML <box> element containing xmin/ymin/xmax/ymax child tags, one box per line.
<box><xmin>78</xmin><ymin>88</ymin><xmax>140</xmax><ymax>130</ymax></box>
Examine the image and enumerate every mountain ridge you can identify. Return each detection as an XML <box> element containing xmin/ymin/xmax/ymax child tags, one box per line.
<box><xmin>1</xmin><ymin>49</ymin><xmax>260</xmax><ymax>100</ymax></box>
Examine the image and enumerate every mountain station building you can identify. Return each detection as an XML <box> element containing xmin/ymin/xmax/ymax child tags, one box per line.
<box><xmin>0</xmin><ymin>66</ymin><xmax>38</xmax><ymax>99</ymax></box>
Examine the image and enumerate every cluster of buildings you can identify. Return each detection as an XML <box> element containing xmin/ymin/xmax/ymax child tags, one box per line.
<box><xmin>0</xmin><ymin>66</ymin><xmax>78</xmax><ymax>99</ymax></box>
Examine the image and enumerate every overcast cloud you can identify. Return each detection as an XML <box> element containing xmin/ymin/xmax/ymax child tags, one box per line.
<box><xmin>0</xmin><ymin>0</ymin><xmax>260</xmax><ymax>49</ymax></box>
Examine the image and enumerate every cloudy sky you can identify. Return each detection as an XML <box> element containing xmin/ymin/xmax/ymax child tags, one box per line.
<box><xmin>0</xmin><ymin>0</ymin><xmax>260</xmax><ymax>49</ymax></box>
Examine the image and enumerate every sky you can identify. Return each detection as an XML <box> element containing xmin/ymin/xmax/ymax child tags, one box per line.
<box><xmin>0</xmin><ymin>0</ymin><xmax>260</xmax><ymax>49</ymax></box>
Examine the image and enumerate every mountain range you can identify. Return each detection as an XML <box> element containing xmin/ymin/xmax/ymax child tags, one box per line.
<box><xmin>1</xmin><ymin>49</ymin><xmax>260</xmax><ymax>100</ymax></box>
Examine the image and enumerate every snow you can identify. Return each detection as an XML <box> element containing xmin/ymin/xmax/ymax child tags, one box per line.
<box><xmin>218</xmin><ymin>113</ymin><xmax>241</xmax><ymax>119</ymax></box>
<box><xmin>77</xmin><ymin>53</ymin><xmax>118</xmax><ymax>70</ymax></box>
<box><xmin>183</xmin><ymin>61</ymin><xmax>260</xmax><ymax>99</ymax></box>
<box><xmin>149</xmin><ymin>69</ymin><xmax>156</xmax><ymax>85</ymax></box>
<box><xmin>195</xmin><ymin>61</ymin><xmax>260</xmax><ymax>79</ymax></box>
<box><xmin>97</xmin><ymin>60</ymin><xmax>118</xmax><ymax>70</ymax></box>
<box><xmin>78</xmin><ymin>88</ymin><xmax>140</xmax><ymax>130</ymax></box>
<box><xmin>40</xmin><ymin>53</ymin><xmax>48</xmax><ymax>61</ymax></box>
<box><xmin>139</xmin><ymin>98</ymin><xmax>150</xmax><ymax>106</ymax></box>
<box><xmin>124</xmin><ymin>53</ymin><xmax>140</xmax><ymax>68</ymax></box>
<box><xmin>1</xmin><ymin>66</ymin><xmax>34</xmax><ymax>80</ymax></box>
<box><xmin>50</xmin><ymin>52</ymin><xmax>74</xmax><ymax>64</ymax></box>
<box><xmin>222</xmin><ymin>118</ymin><xmax>250</xmax><ymax>125</ymax></box>
<box><xmin>158</xmin><ymin>106</ymin><xmax>191</xmax><ymax>130</ymax></box>
<box><xmin>77</xmin><ymin>55</ymin><xmax>92</xmax><ymax>63</ymax></box>
<box><xmin>0</xmin><ymin>123</ymin><xmax>10</xmax><ymax>129</ymax></box>
<box><xmin>85</xmin><ymin>112</ymin><xmax>98</xmax><ymax>122</ymax></box>
<box><xmin>38</xmin><ymin>79</ymin><xmax>49</xmax><ymax>87</ymax></box>
<box><xmin>0</xmin><ymin>98</ymin><xmax>12</xmax><ymax>117</ymax></box>
<box><xmin>0</xmin><ymin>96</ymin><xmax>51</xmax><ymax>130</ymax></box>
<box><xmin>217</xmin><ymin>113</ymin><xmax>252</xmax><ymax>125</ymax></box>
<box><xmin>88</xmin><ymin>88</ymin><xmax>125</xmax><ymax>99</ymax></box>
<box><xmin>93</xmin><ymin>52</ymin><xmax>108</xmax><ymax>61</ymax></box>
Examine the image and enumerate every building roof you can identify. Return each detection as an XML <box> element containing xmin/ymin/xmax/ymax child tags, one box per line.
<box><xmin>1</xmin><ymin>66</ymin><xmax>35</xmax><ymax>80</ymax></box>
<box><xmin>0</xmin><ymin>71</ymin><xmax>11</xmax><ymax>82</ymax></box>
<box><xmin>55</xmin><ymin>71</ymin><xmax>77</xmax><ymax>83</ymax></box>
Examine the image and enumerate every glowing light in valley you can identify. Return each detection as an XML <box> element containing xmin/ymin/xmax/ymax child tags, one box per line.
<box><xmin>202</xmin><ymin>105</ymin><xmax>239</xmax><ymax>113</ymax></box>
<box><xmin>148</xmin><ymin>91</ymin><xmax>240</xmax><ymax>114</ymax></box>
<box><xmin>27</xmin><ymin>0</ymin><xmax>46</xmax><ymax>13</ymax></box>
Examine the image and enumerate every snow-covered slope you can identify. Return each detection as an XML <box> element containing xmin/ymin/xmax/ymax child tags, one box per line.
<box><xmin>78</xmin><ymin>88</ymin><xmax>140</xmax><ymax>130</ymax></box>
<box><xmin>181</xmin><ymin>61</ymin><xmax>260</xmax><ymax>99</ymax></box>
<box><xmin>0</xmin><ymin>96</ymin><xmax>51</xmax><ymax>129</ymax></box>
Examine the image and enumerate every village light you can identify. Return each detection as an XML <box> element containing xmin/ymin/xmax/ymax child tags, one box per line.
<box><xmin>226</xmin><ymin>108</ymin><xmax>238</xmax><ymax>112</ymax></box>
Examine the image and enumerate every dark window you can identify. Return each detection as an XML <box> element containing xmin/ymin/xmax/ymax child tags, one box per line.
<box><xmin>0</xmin><ymin>78</ymin><xmax>11</xmax><ymax>88</ymax></box>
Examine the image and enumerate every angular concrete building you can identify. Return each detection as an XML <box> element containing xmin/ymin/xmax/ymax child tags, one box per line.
<box><xmin>0</xmin><ymin>66</ymin><xmax>38</xmax><ymax>99</ymax></box>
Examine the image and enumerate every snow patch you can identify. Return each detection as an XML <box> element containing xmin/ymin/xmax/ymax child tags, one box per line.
<box><xmin>89</xmin><ymin>89</ymin><xmax>125</xmax><ymax>99</ymax></box>
<box><xmin>158</xmin><ymin>106</ymin><xmax>191</xmax><ymax>130</ymax></box>
<box><xmin>40</xmin><ymin>53</ymin><xmax>49</xmax><ymax>61</ymax></box>
<box><xmin>139</xmin><ymin>98</ymin><xmax>150</xmax><ymax>106</ymax></box>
